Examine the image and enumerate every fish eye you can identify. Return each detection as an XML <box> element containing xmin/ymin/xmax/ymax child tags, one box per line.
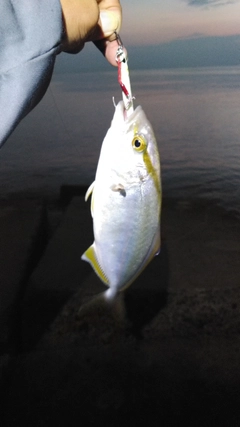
<box><xmin>132</xmin><ymin>135</ymin><xmax>147</xmax><ymax>152</ymax></box>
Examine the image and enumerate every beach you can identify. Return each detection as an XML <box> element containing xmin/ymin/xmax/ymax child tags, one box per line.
<box><xmin>1</xmin><ymin>187</ymin><xmax>240</xmax><ymax>426</ymax></box>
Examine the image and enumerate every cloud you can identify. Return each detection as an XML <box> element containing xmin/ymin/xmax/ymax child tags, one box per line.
<box><xmin>186</xmin><ymin>0</ymin><xmax>237</xmax><ymax>6</ymax></box>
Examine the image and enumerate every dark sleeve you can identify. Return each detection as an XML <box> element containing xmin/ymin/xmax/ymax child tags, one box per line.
<box><xmin>0</xmin><ymin>0</ymin><xmax>63</xmax><ymax>146</ymax></box>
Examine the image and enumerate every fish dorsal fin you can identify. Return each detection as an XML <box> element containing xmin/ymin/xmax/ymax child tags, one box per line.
<box><xmin>81</xmin><ymin>244</ymin><xmax>110</xmax><ymax>286</ymax></box>
<box><xmin>85</xmin><ymin>181</ymin><xmax>95</xmax><ymax>201</ymax></box>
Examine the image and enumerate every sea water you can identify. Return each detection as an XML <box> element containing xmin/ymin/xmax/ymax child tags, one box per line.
<box><xmin>1</xmin><ymin>66</ymin><xmax>240</xmax><ymax>217</ymax></box>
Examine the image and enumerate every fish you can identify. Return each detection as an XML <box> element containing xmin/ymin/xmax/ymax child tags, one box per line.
<box><xmin>81</xmin><ymin>99</ymin><xmax>161</xmax><ymax>301</ymax></box>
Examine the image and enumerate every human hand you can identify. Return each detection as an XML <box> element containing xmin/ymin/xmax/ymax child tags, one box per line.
<box><xmin>60</xmin><ymin>0</ymin><xmax>122</xmax><ymax>65</ymax></box>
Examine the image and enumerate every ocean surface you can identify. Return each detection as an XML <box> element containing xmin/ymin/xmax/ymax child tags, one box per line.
<box><xmin>1</xmin><ymin>65</ymin><xmax>240</xmax><ymax>217</ymax></box>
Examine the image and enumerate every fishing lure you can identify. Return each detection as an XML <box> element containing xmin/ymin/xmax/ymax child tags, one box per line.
<box><xmin>115</xmin><ymin>32</ymin><xmax>134</xmax><ymax>116</ymax></box>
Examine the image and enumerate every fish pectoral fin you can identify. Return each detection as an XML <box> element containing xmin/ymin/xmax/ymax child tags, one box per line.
<box><xmin>85</xmin><ymin>181</ymin><xmax>95</xmax><ymax>202</ymax></box>
<box><xmin>81</xmin><ymin>244</ymin><xmax>110</xmax><ymax>286</ymax></box>
<box><xmin>110</xmin><ymin>183</ymin><xmax>126</xmax><ymax>197</ymax></box>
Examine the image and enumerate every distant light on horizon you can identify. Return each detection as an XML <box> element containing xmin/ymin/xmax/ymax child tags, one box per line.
<box><xmin>120</xmin><ymin>0</ymin><xmax>240</xmax><ymax>45</ymax></box>
<box><xmin>53</xmin><ymin>1</ymin><xmax>240</xmax><ymax>74</ymax></box>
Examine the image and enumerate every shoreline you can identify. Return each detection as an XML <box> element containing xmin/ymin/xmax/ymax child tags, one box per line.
<box><xmin>1</xmin><ymin>186</ymin><xmax>240</xmax><ymax>425</ymax></box>
<box><xmin>1</xmin><ymin>183</ymin><xmax>240</xmax><ymax>217</ymax></box>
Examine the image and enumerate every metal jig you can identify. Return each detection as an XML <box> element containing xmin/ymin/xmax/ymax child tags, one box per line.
<box><xmin>115</xmin><ymin>32</ymin><xmax>134</xmax><ymax>117</ymax></box>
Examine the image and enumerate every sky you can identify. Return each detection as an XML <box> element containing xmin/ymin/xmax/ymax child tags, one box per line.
<box><xmin>55</xmin><ymin>0</ymin><xmax>240</xmax><ymax>71</ymax></box>
<box><xmin>120</xmin><ymin>0</ymin><xmax>240</xmax><ymax>45</ymax></box>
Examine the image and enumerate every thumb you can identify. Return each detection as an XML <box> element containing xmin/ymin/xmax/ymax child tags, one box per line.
<box><xmin>93</xmin><ymin>9</ymin><xmax>122</xmax><ymax>65</ymax></box>
<box><xmin>99</xmin><ymin>10</ymin><xmax>121</xmax><ymax>39</ymax></box>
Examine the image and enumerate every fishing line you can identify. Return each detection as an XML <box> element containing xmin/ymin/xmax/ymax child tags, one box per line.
<box><xmin>49</xmin><ymin>84</ymin><xmax>82</xmax><ymax>157</ymax></box>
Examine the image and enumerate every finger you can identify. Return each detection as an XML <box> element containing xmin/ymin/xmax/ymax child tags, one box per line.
<box><xmin>92</xmin><ymin>6</ymin><xmax>121</xmax><ymax>65</ymax></box>
<box><xmin>98</xmin><ymin>7</ymin><xmax>121</xmax><ymax>39</ymax></box>
<box><xmin>60</xmin><ymin>0</ymin><xmax>99</xmax><ymax>53</ymax></box>
<box><xmin>94</xmin><ymin>38</ymin><xmax>119</xmax><ymax>66</ymax></box>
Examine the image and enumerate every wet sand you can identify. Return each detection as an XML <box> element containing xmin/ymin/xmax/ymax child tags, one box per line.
<box><xmin>1</xmin><ymin>190</ymin><xmax>240</xmax><ymax>426</ymax></box>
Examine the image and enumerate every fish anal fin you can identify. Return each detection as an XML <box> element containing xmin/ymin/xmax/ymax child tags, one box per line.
<box><xmin>81</xmin><ymin>244</ymin><xmax>110</xmax><ymax>286</ymax></box>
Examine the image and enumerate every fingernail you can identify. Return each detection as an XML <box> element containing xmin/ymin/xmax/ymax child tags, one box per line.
<box><xmin>99</xmin><ymin>11</ymin><xmax>120</xmax><ymax>37</ymax></box>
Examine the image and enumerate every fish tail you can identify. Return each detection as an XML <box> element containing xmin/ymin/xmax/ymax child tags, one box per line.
<box><xmin>78</xmin><ymin>291</ymin><xmax>126</xmax><ymax>327</ymax></box>
<box><xmin>104</xmin><ymin>287</ymin><xmax>118</xmax><ymax>301</ymax></box>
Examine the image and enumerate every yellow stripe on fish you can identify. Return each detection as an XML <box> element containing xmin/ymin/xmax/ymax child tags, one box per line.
<box><xmin>132</xmin><ymin>131</ymin><xmax>161</xmax><ymax>199</ymax></box>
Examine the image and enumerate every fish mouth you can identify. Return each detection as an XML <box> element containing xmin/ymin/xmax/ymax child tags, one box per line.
<box><xmin>115</xmin><ymin>100</ymin><xmax>143</xmax><ymax>125</ymax></box>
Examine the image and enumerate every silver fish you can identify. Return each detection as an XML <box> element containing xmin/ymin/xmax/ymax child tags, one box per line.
<box><xmin>81</xmin><ymin>99</ymin><xmax>161</xmax><ymax>300</ymax></box>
